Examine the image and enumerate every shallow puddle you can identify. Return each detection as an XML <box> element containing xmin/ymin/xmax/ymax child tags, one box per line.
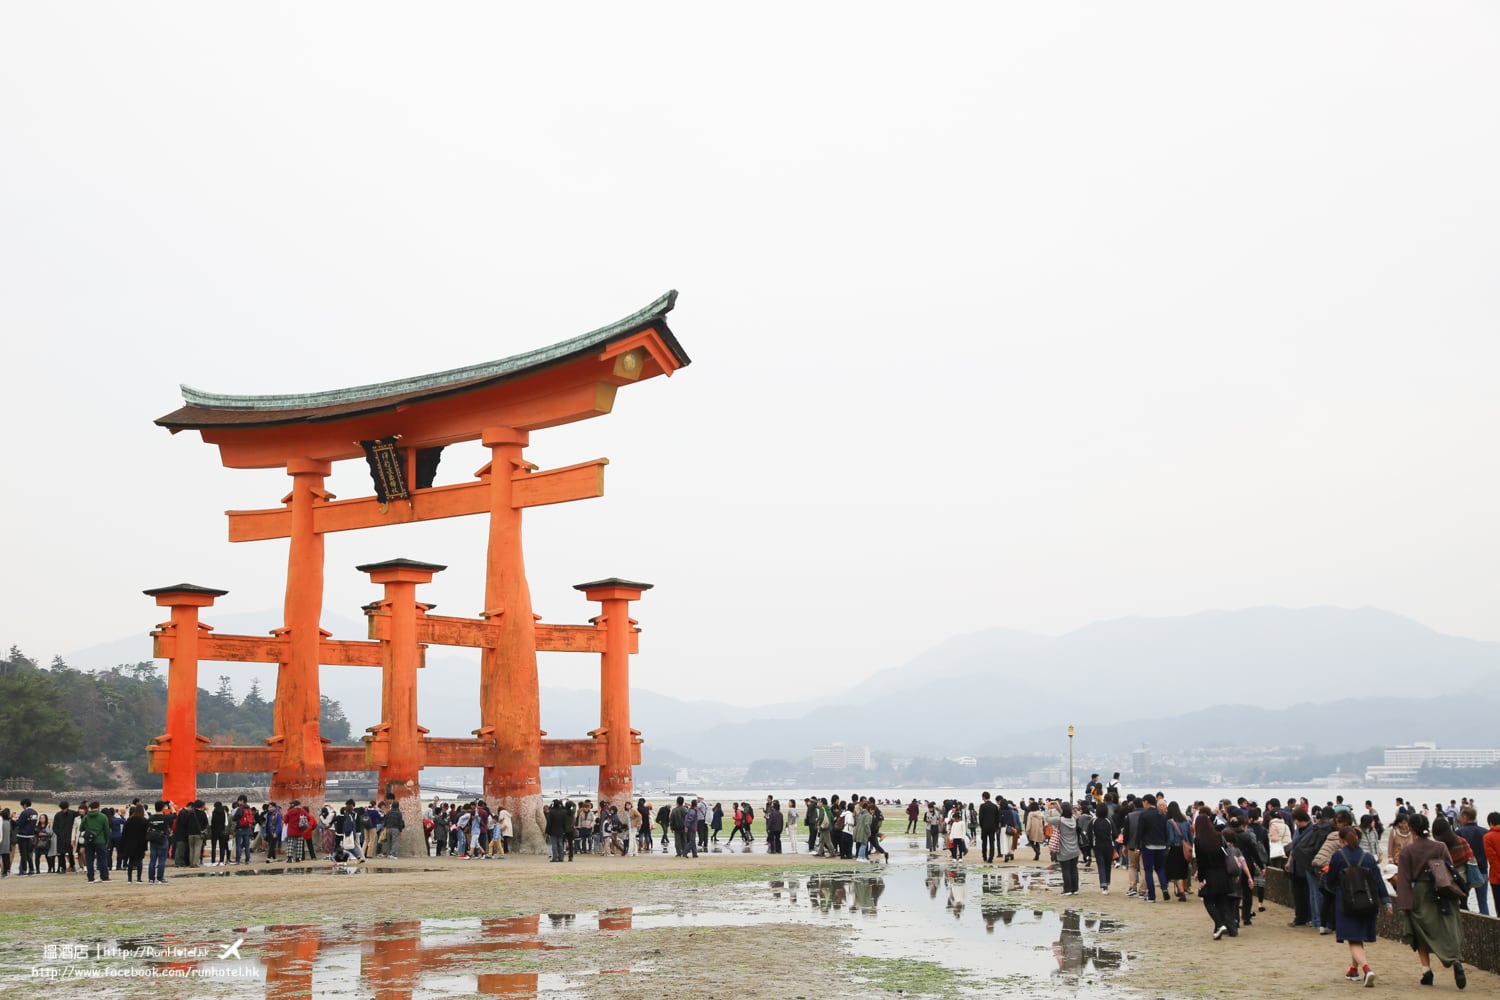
<box><xmin>0</xmin><ymin>851</ymin><xmax>1132</xmax><ymax>998</ymax></box>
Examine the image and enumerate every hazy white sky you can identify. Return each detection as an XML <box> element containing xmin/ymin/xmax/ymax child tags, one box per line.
<box><xmin>3</xmin><ymin>5</ymin><xmax>1497</xmax><ymax>706</ymax></box>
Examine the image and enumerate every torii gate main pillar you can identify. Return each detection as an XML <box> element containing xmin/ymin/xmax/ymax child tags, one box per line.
<box><xmin>272</xmin><ymin>456</ymin><xmax>332</xmax><ymax>813</ymax></box>
<box><xmin>480</xmin><ymin>426</ymin><xmax>544</xmax><ymax>850</ymax></box>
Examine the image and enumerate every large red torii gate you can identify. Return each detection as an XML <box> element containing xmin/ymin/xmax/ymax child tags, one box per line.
<box><xmin>145</xmin><ymin>291</ymin><xmax>689</xmax><ymax>852</ymax></box>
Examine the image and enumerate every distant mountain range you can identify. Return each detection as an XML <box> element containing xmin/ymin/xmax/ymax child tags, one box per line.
<box><xmin>62</xmin><ymin>605</ymin><xmax>1500</xmax><ymax>766</ymax></box>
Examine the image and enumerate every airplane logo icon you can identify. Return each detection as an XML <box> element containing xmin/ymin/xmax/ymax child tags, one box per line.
<box><xmin>219</xmin><ymin>938</ymin><xmax>244</xmax><ymax>961</ymax></box>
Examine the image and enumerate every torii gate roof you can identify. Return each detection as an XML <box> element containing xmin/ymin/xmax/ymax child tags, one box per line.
<box><xmin>155</xmin><ymin>291</ymin><xmax>689</xmax><ymax>468</ymax></box>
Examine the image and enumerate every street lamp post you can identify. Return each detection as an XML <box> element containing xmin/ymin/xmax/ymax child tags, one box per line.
<box><xmin>1067</xmin><ymin>726</ymin><xmax>1075</xmax><ymax>803</ymax></box>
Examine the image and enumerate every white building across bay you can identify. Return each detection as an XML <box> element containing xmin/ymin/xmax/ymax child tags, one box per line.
<box><xmin>1365</xmin><ymin>742</ymin><xmax>1500</xmax><ymax>783</ymax></box>
<box><xmin>812</xmin><ymin>742</ymin><xmax>873</xmax><ymax>770</ymax></box>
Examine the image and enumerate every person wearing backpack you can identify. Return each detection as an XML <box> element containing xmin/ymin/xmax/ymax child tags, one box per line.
<box><xmin>231</xmin><ymin>797</ymin><xmax>255</xmax><ymax>865</ymax></box>
<box><xmin>144</xmin><ymin>801</ymin><xmax>172</xmax><ymax>883</ymax></box>
<box><xmin>283</xmin><ymin>800</ymin><xmax>313</xmax><ymax>862</ymax></box>
<box><xmin>1325</xmin><ymin>826</ymin><xmax>1392</xmax><ymax>987</ymax></box>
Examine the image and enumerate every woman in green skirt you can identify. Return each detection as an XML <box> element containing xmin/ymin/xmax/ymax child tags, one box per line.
<box><xmin>1394</xmin><ymin>813</ymin><xmax>1465</xmax><ymax>990</ymax></box>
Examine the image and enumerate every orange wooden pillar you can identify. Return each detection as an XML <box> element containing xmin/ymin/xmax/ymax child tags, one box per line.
<box><xmin>359</xmin><ymin>557</ymin><xmax>441</xmax><ymax>854</ymax></box>
<box><xmin>479</xmin><ymin>427</ymin><xmax>543</xmax><ymax>850</ymax></box>
<box><xmin>272</xmin><ymin>457</ymin><xmax>331</xmax><ymax>811</ymax></box>
<box><xmin>576</xmin><ymin>579</ymin><xmax>650</xmax><ymax>809</ymax></box>
<box><xmin>144</xmin><ymin>584</ymin><xmax>226</xmax><ymax>808</ymax></box>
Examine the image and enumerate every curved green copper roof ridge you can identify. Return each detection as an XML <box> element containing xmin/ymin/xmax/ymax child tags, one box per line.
<box><xmin>178</xmin><ymin>290</ymin><xmax>681</xmax><ymax>411</ymax></box>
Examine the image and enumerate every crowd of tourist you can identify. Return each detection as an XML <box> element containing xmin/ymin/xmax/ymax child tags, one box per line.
<box><xmin>880</xmin><ymin>779</ymin><xmax>1497</xmax><ymax>991</ymax></box>
<box><xmin>2</xmin><ymin>782</ymin><xmax>1495</xmax><ymax>989</ymax></box>
<box><xmin>0</xmin><ymin>794</ymin><xmax>491</xmax><ymax>879</ymax></box>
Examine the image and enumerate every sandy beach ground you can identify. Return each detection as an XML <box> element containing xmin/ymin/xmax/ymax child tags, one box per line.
<box><xmin>0</xmin><ymin>845</ymin><xmax>1494</xmax><ymax>998</ymax></box>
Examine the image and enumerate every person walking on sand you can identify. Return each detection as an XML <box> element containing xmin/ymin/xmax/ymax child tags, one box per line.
<box><xmin>1267</xmin><ymin>808</ymin><xmax>1291</xmax><ymax>869</ymax></box>
<box><xmin>1055</xmin><ymin>803</ymin><xmax>1081</xmax><ymax>895</ymax></box>
<box><xmin>1394</xmin><ymin>813</ymin><xmax>1465</xmax><ymax>989</ymax></box>
<box><xmin>1453</xmin><ymin>805</ymin><xmax>1488</xmax><ymax>917</ymax></box>
<box><xmin>948</xmin><ymin>805</ymin><xmax>969</xmax><ymax>862</ymax></box>
<box><xmin>545</xmin><ymin>800</ymin><xmax>568</xmax><ymax>862</ymax></box>
<box><xmin>119</xmin><ymin>804</ymin><xmax>149</xmax><ymax>883</ymax></box>
<box><xmin>1383</xmin><ymin>813</ymin><xmax>1413</xmax><ymax>869</ymax></box>
<box><xmin>1324</xmin><ymin>826</ymin><xmax>1392</xmax><ymax>987</ymax></box>
<box><xmin>1194</xmin><ymin>811</ymin><xmax>1237</xmax><ymax>940</ymax></box>
<box><xmin>684</xmin><ymin>799</ymin><xmax>702</xmax><ymax>859</ymax></box>
<box><xmin>1482</xmin><ymin>811</ymin><xmax>1500</xmax><ymax>915</ymax></box>
<box><xmin>1089</xmin><ymin>805</ymin><xmax>1115</xmax><ymax>893</ymax></box>
<box><xmin>1138</xmin><ymin>795</ymin><xmax>1170</xmax><ymax>903</ymax></box>
<box><xmin>724</xmin><ymin>803</ymin><xmax>744</xmax><ymax>847</ymax></box>
<box><xmin>978</xmin><ymin>792</ymin><xmax>1001</xmax><ymax>864</ymax></box>
<box><xmin>1165</xmin><ymin>801</ymin><xmax>1194</xmax><ymax>902</ymax></box>
<box><xmin>853</xmin><ymin>801</ymin><xmax>872</xmax><ymax>861</ymax></box>
<box><xmin>1025</xmin><ymin>803</ymin><xmax>1047</xmax><ymax>861</ymax></box>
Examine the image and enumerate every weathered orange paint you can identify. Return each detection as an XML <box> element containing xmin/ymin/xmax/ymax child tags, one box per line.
<box><xmin>360</xmin><ymin>559</ymin><xmax>439</xmax><ymax>848</ymax></box>
<box><xmin>578</xmin><ymin>581</ymin><xmax>651</xmax><ymax>809</ymax></box>
<box><xmin>147</xmin><ymin>587</ymin><xmax>221</xmax><ymax>807</ymax></box>
<box><xmin>227</xmin><ymin>456</ymin><xmax>607</xmax><ymax>541</ymax></box>
<box><xmin>509</xmin><ymin>457</ymin><xmax>608</xmax><ymax>509</ymax></box>
<box><xmin>272</xmin><ymin>457</ymin><xmax>331</xmax><ymax>812</ymax></box>
<box><xmin>480</xmin><ymin>426</ymin><xmax>544</xmax><ymax>848</ymax></box>
<box><xmin>364</xmin><ymin>613</ymin><xmax>634</xmax><ymax>655</ymax></box>
<box><xmin>152</xmin><ymin>631</ymin><xmax>386</xmax><ymax>667</ymax></box>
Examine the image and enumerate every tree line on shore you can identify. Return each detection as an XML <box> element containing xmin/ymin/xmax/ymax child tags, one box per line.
<box><xmin>0</xmin><ymin>646</ymin><xmax>352</xmax><ymax>789</ymax></box>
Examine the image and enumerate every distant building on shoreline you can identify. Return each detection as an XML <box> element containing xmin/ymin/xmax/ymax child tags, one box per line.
<box><xmin>1131</xmin><ymin>745</ymin><xmax>1151</xmax><ymax>776</ymax></box>
<box><xmin>1365</xmin><ymin>742</ymin><xmax>1500</xmax><ymax>783</ymax></box>
<box><xmin>812</xmin><ymin>742</ymin><xmax>872</xmax><ymax>770</ymax></box>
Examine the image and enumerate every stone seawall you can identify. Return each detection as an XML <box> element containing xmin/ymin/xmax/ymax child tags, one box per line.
<box><xmin>1265</xmin><ymin>865</ymin><xmax>1499</xmax><ymax>973</ymax></box>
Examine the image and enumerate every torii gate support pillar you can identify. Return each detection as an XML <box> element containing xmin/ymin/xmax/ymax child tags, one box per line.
<box><xmin>358</xmin><ymin>557</ymin><xmax>442</xmax><ymax>857</ymax></box>
<box><xmin>576</xmin><ymin>578</ymin><xmax>651</xmax><ymax>809</ymax></box>
<box><xmin>144</xmin><ymin>583</ymin><xmax>228</xmax><ymax>808</ymax></box>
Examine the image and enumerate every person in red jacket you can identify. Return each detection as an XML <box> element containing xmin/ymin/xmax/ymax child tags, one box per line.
<box><xmin>283</xmin><ymin>801</ymin><xmax>315</xmax><ymax>863</ymax></box>
<box><xmin>1484</xmin><ymin>811</ymin><xmax>1500</xmax><ymax>916</ymax></box>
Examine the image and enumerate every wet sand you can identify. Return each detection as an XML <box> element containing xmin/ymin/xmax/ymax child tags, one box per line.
<box><xmin>0</xmin><ymin>846</ymin><xmax>1495</xmax><ymax>997</ymax></box>
<box><xmin>998</xmin><ymin>851</ymin><xmax>1500</xmax><ymax>998</ymax></box>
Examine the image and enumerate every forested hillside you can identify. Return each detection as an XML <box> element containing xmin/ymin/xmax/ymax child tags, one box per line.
<box><xmin>0</xmin><ymin>646</ymin><xmax>353</xmax><ymax>788</ymax></box>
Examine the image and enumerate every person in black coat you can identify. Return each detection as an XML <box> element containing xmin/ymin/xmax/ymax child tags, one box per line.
<box><xmin>119</xmin><ymin>804</ymin><xmax>150</xmax><ymax>883</ymax></box>
<box><xmin>1194</xmin><ymin>812</ymin><xmax>1238</xmax><ymax>939</ymax></box>
<box><xmin>1090</xmin><ymin>807</ymin><xmax>1117</xmax><ymax>892</ymax></box>
<box><xmin>545</xmin><ymin>801</ymin><xmax>569</xmax><ymax>862</ymax></box>
<box><xmin>52</xmin><ymin>802</ymin><xmax>78</xmax><ymax>874</ymax></box>
<box><xmin>766</xmin><ymin>802</ymin><xmax>784</xmax><ymax>854</ymax></box>
<box><xmin>978</xmin><ymin>792</ymin><xmax>1002</xmax><ymax>863</ymax></box>
<box><xmin>209</xmin><ymin>802</ymin><xmax>229</xmax><ymax>864</ymax></box>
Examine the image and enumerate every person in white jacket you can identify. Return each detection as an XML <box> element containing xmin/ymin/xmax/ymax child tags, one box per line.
<box><xmin>948</xmin><ymin>806</ymin><xmax>969</xmax><ymax>861</ymax></box>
